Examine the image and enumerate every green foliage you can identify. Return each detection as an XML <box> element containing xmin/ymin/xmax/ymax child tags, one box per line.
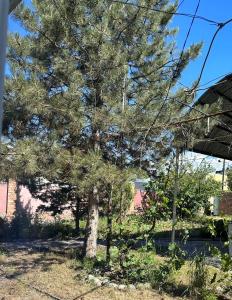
<box><xmin>149</xmin><ymin>243</ymin><xmax>185</xmax><ymax>290</ymax></box>
<box><xmin>210</xmin><ymin>246</ymin><xmax>232</xmax><ymax>273</ymax></box>
<box><xmin>190</xmin><ymin>255</ymin><xmax>209</xmax><ymax>299</ymax></box>
<box><xmin>176</xmin><ymin>163</ymin><xmax>220</xmax><ymax>217</ymax></box>
<box><xmin>1</xmin><ymin>214</ymin><xmax>80</xmax><ymax>240</ymax></box>
<box><xmin>119</xmin><ymin>249</ymin><xmax>158</xmax><ymax>283</ymax></box>
<box><xmin>142</xmin><ymin>179</ymin><xmax>170</xmax><ymax>222</ymax></box>
<box><xmin>2</xmin><ymin>0</ymin><xmax>219</xmax><ymax>262</ymax></box>
<box><xmin>0</xmin><ymin>246</ymin><xmax>7</xmax><ymax>256</ymax></box>
<box><xmin>2</xmin><ymin>0</ymin><xmax>203</xmax><ymax>212</ymax></box>
<box><xmin>152</xmin><ymin>162</ymin><xmax>221</xmax><ymax>218</ymax></box>
<box><xmin>203</xmin><ymin>217</ymin><xmax>229</xmax><ymax>239</ymax></box>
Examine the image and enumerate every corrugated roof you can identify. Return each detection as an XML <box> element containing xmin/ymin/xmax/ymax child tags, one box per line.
<box><xmin>134</xmin><ymin>179</ymin><xmax>150</xmax><ymax>191</ymax></box>
<box><xmin>191</xmin><ymin>74</ymin><xmax>232</xmax><ymax>160</ymax></box>
<box><xmin>9</xmin><ymin>0</ymin><xmax>22</xmax><ymax>13</ymax></box>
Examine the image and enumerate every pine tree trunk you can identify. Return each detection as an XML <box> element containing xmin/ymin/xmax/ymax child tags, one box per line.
<box><xmin>106</xmin><ymin>185</ymin><xmax>113</xmax><ymax>263</ymax></box>
<box><xmin>84</xmin><ymin>187</ymin><xmax>99</xmax><ymax>258</ymax></box>
<box><xmin>84</xmin><ymin>123</ymin><xmax>100</xmax><ymax>258</ymax></box>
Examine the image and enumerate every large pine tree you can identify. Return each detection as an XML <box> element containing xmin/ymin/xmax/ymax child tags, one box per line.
<box><xmin>3</xmin><ymin>0</ymin><xmax>202</xmax><ymax>257</ymax></box>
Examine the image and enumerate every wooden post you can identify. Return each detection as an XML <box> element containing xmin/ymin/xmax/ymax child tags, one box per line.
<box><xmin>222</xmin><ymin>159</ymin><xmax>226</xmax><ymax>191</ymax></box>
<box><xmin>171</xmin><ymin>148</ymin><xmax>180</xmax><ymax>244</ymax></box>
<box><xmin>106</xmin><ymin>185</ymin><xmax>113</xmax><ymax>263</ymax></box>
<box><xmin>229</xmin><ymin>222</ymin><xmax>232</xmax><ymax>257</ymax></box>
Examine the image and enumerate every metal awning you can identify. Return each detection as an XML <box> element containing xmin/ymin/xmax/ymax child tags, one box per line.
<box><xmin>191</xmin><ymin>74</ymin><xmax>232</xmax><ymax>160</ymax></box>
<box><xmin>9</xmin><ymin>0</ymin><xmax>22</xmax><ymax>13</ymax></box>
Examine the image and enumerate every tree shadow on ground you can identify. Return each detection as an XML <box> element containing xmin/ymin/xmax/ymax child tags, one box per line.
<box><xmin>0</xmin><ymin>249</ymin><xmax>66</xmax><ymax>279</ymax></box>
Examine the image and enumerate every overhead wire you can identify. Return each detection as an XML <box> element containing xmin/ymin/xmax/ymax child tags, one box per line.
<box><xmin>111</xmin><ymin>0</ymin><xmax>219</xmax><ymax>25</ymax></box>
<box><xmin>191</xmin><ymin>18</ymin><xmax>232</xmax><ymax>92</ymax></box>
<box><xmin>142</xmin><ymin>108</ymin><xmax>232</xmax><ymax>131</ymax></box>
<box><xmin>112</xmin><ymin>1</ymin><xmax>232</xmax><ymax>139</ymax></box>
<box><xmin>138</xmin><ymin>0</ymin><xmax>201</xmax><ymax>159</ymax></box>
<box><xmin>49</xmin><ymin>0</ymin><xmax>232</xmax><ymax>134</ymax></box>
<box><xmin>11</xmin><ymin>0</ymin><xmax>232</xmax><ymax>162</ymax></box>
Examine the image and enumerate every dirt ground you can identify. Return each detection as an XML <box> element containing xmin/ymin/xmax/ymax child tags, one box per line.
<box><xmin>0</xmin><ymin>247</ymin><xmax>183</xmax><ymax>300</ymax></box>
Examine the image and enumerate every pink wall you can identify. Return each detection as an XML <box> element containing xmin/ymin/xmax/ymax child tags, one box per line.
<box><xmin>134</xmin><ymin>190</ymin><xmax>145</xmax><ymax>210</ymax></box>
<box><xmin>18</xmin><ymin>185</ymin><xmax>42</xmax><ymax>214</ymax></box>
<box><xmin>18</xmin><ymin>185</ymin><xmax>72</xmax><ymax>220</ymax></box>
<box><xmin>0</xmin><ymin>183</ymin><xmax>7</xmax><ymax>215</ymax></box>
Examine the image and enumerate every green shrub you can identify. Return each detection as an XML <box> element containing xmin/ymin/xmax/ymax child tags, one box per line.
<box><xmin>1</xmin><ymin>213</ymin><xmax>81</xmax><ymax>241</ymax></box>
<box><xmin>0</xmin><ymin>217</ymin><xmax>10</xmax><ymax>240</ymax></box>
<box><xmin>189</xmin><ymin>254</ymin><xmax>217</xmax><ymax>300</ymax></box>
<box><xmin>201</xmin><ymin>218</ymin><xmax>229</xmax><ymax>240</ymax></box>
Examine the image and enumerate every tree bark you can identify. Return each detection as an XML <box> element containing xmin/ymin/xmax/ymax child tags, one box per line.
<box><xmin>106</xmin><ymin>185</ymin><xmax>113</xmax><ymax>263</ymax></box>
<box><xmin>84</xmin><ymin>187</ymin><xmax>99</xmax><ymax>258</ymax></box>
<box><xmin>84</xmin><ymin>110</ymin><xmax>101</xmax><ymax>258</ymax></box>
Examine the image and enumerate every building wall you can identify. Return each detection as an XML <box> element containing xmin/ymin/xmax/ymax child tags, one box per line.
<box><xmin>0</xmin><ymin>180</ymin><xmax>73</xmax><ymax>220</ymax></box>
<box><xmin>128</xmin><ymin>190</ymin><xmax>144</xmax><ymax>214</ymax></box>
<box><xmin>18</xmin><ymin>185</ymin><xmax>43</xmax><ymax>214</ymax></box>
<box><xmin>18</xmin><ymin>185</ymin><xmax>72</xmax><ymax>220</ymax></box>
<box><xmin>0</xmin><ymin>182</ymin><xmax>7</xmax><ymax>215</ymax></box>
<box><xmin>7</xmin><ymin>180</ymin><xmax>17</xmax><ymax>217</ymax></box>
<box><xmin>211</xmin><ymin>173</ymin><xmax>228</xmax><ymax>191</ymax></box>
<box><xmin>220</xmin><ymin>192</ymin><xmax>232</xmax><ymax>215</ymax></box>
<box><xmin>0</xmin><ymin>180</ymin><xmax>16</xmax><ymax>218</ymax></box>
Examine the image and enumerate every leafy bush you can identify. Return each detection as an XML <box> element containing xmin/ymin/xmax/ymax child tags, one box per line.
<box><xmin>189</xmin><ymin>255</ymin><xmax>218</xmax><ymax>300</ymax></box>
<box><xmin>148</xmin><ymin>163</ymin><xmax>221</xmax><ymax>219</ymax></box>
<box><xmin>0</xmin><ymin>217</ymin><xmax>10</xmax><ymax>240</ymax></box>
<box><xmin>0</xmin><ymin>213</ymin><xmax>81</xmax><ymax>240</ymax></box>
<box><xmin>201</xmin><ymin>217</ymin><xmax>230</xmax><ymax>240</ymax></box>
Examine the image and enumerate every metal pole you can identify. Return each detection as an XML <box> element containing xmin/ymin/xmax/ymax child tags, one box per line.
<box><xmin>222</xmin><ymin>159</ymin><xmax>226</xmax><ymax>191</ymax></box>
<box><xmin>171</xmin><ymin>148</ymin><xmax>180</xmax><ymax>244</ymax></box>
<box><xmin>0</xmin><ymin>0</ymin><xmax>10</xmax><ymax>139</ymax></box>
<box><xmin>229</xmin><ymin>222</ymin><xmax>232</xmax><ymax>257</ymax></box>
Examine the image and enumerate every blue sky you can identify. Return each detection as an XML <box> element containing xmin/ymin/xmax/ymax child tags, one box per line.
<box><xmin>7</xmin><ymin>0</ymin><xmax>232</xmax><ymax>170</ymax></box>
<box><xmin>171</xmin><ymin>0</ymin><xmax>232</xmax><ymax>96</ymax></box>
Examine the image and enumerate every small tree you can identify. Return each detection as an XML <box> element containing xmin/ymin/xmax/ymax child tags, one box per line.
<box><xmin>142</xmin><ymin>178</ymin><xmax>170</xmax><ymax>233</ymax></box>
<box><xmin>25</xmin><ymin>178</ymin><xmax>87</xmax><ymax>235</ymax></box>
<box><xmin>143</xmin><ymin>162</ymin><xmax>221</xmax><ymax>220</ymax></box>
<box><xmin>178</xmin><ymin>163</ymin><xmax>220</xmax><ymax>217</ymax></box>
<box><xmin>166</xmin><ymin>162</ymin><xmax>221</xmax><ymax>218</ymax></box>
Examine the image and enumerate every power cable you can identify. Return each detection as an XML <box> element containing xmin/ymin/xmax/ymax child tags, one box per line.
<box><xmin>111</xmin><ymin>0</ymin><xmax>219</xmax><ymax>25</ymax></box>
<box><xmin>50</xmin><ymin>0</ymin><xmax>232</xmax><ymax>135</ymax></box>
<box><xmin>139</xmin><ymin>0</ymin><xmax>201</xmax><ymax>157</ymax></box>
<box><xmin>191</xmin><ymin>18</ymin><xmax>232</xmax><ymax>92</ymax></box>
<box><xmin>144</xmin><ymin>108</ymin><xmax>232</xmax><ymax>131</ymax></box>
<box><xmin>170</xmin><ymin>95</ymin><xmax>232</xmax><ymax>134</ymax></box>
<box><xmin>113</xmin><ymin>1</ymin><xmax>232</xmax><ymax>142</ymax></box>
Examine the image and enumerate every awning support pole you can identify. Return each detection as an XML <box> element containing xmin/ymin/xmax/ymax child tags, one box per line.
<box><xmin>171</xmin><ymin>148</ymin><xmax>180</xmax><ymax>244</ymax></box>
<box><xmin>229</xmin><ymin>222</ymin><xmax>232</xmax><ymax>257</ymax></box>
<box><xmin>0</xmin><ymin>0</ymin><xmax>10</xmax><ymax>139</ymax></box>
<box><xmin>222</xmin><ymin>159</ymin><xmax>226</xmax><ymax>191</ymax></box>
